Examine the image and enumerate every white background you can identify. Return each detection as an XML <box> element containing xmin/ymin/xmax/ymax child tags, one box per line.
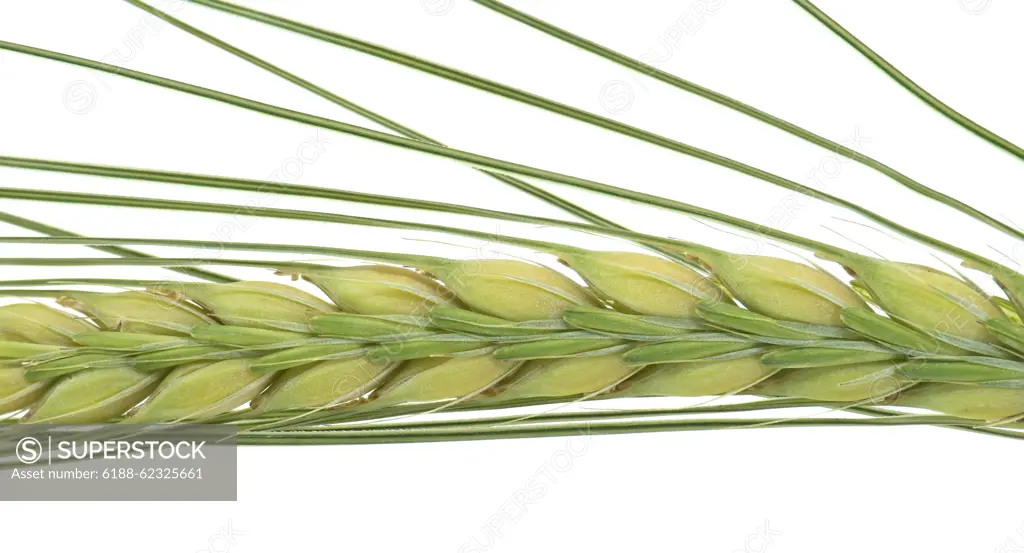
<box><xmin>1</xmin><ymin>0</ymin><xmax>1024</xmax><ymax>551</ymax></box>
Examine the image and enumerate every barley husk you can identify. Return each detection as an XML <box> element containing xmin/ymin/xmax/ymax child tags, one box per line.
<box><xmin>427</xmin><ymin>259</ymin><xmax>598</xmax><ymax>321</ymax></box>
<box><xmin>621</xmin><ymin>357</ymin><xmax>773</xmax><ymax>397</ymax></box>
<box><xmin>302</xmin><ymin>265</ymin><xmax>453</xmax><ymax>316</ymax></box>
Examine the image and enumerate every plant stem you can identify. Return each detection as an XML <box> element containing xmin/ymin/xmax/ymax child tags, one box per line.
<box><xmin>236</xmin><ymin>415</ymin><xmax>1018</xmax><ymax>445</ymax></box>
<box><xmin>289</xmin><ymin>398</ymin><xmax>831</xmax><ymax>431</ymax></box>
<box><xmin>793</xmin><ymin>0</ymin><xmax>1024</xmax><ymax>161</ymax></box>
<box><xmin>0</xmin><ymin>278</ymin><xmax>161</xmax><ymax>288</ymax></box>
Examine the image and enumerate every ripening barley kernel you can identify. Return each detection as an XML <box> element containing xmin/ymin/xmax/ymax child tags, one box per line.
<box><xmin>23</xmin><ymin>368</ymin><xmax>162</xmax><ymax>424</ymax></box>
<box><xmin>0</xmin><ymin>303</ymin><xmax>95</xmax><ymax>345</ymax></box>
<box><xmin>302</xmin><ymin>265</ymin><xmax>453</xmax><ymax>316</ymax></box>
<box><xmin>690</xmin><ymin>251</ymin><xmax>867</xmax><ymax>326</ymax></box>
<box><xmin>252</xmin><ymin>356</ymin><xmax>396</xmax><ymax>412</ymax></box>
<box><xmin>826</xmin><ymin>255</ymin><xmax>1003</xmax><ymax>342</ymax></box>
<box><xmin>559</xmin><ymin>251</ymin><xmax>720</xmax><ymax>317</ymax></box>
<box><xmin>427</xmin><ymin>259</ymin><xmax>599</xmax><ymax>321</ymax></box>
<box><xmin>752</xmin><ymin>361</ymin><xmax>907</xmax><ymax>402</ymax></box>
<box><xmin>620</xmin><ymin>357</ymin><xmax>773</xmax><ymax>397</ymax></box>
<box><xmin>374</xmin><ymin>358</ymin><xmax>448</xmax><ymax>396</ymax></box>
<box><xmin>493</xmin><ymin>354</ymin><xmax>635</xmax><ymax>401</ymax></box>
<box><xmin>373</xmin><ymin>355</ymin><xmax>519</xmax><ymax>405</ymax></box>
<box><xmin>61</xmin><ymin>290</ymin><xmax>213</xmax><ymax>336</ymax></box>
<box><xmin>0</xmin><ymin>368</ymin><xmax>49</xmax><ymax>414</ymax></box>
<box><xmin>174</xmin><ymin>281</ymin><xmax>337</xmax><ymax>331</ymax></box>
<box><xmin>127</xmin><ymin>359</ymin><xmax>275</xmax><ymax>423</ymax></box>
<box><xmin>895</xmin><ymin>384</ymin><xmax>1024</xmax><ymax>421</ymax></box>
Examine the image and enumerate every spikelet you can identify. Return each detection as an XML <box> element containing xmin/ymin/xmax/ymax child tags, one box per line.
<box><xmin>127</xmin><ymin>359</ymin><xmax>274</xmax><ymax>423</ymax></box>
<box><xmin>60</xmin><ymin>290</ymin><xmax>212</xmax><ymax>336</ymax></box>
<box><xmin>690</xmin><ymin>250</ymin><xmax>867</xmax><ymax>325</ymax></box>
<box><xmin>426</xmin><ymin>259</ymin><xmax>598</xmax><ymax>321</ymax></box>
<box><xmin>24</xmin><ymin>368</ymin><xmax>163</xmax><ymax>424</ymax></box>
<box><xmin>621</xmin><ymin>357</ymin><xmax>772</xmax><ymax>398</ymax></box>
<box><xmin>170</xmin><ymin>281</ymin><xmax>337</xmax><ymax>331</ymax></box>
<box><xmin>753</xmin><ymin>361</ymin><xmax>907</xmax><ymax>402</ymax></box>
<box><xmin>894</xmin><ymin>384</ymin><xmax>1024</xmax><ymax>421</ymax></box>
<box><xmin>0</xmin><ymin>303</ymin><xmax>94</xmax><ymax>345</ymax></box>
<box><xmin>253</xmin><ymin>356</ymin><xmax>396</xmax><ymax>412</ymax></box>
<box><xmin>559</xmin><ymin>251</ymin><xmax>720</xmax><ymax>317</ymax></box>
<box><xmin>492</xmin><ymin>354</ymin><xmax>635</xmax><ymax>401</ymax></box>
<box><xmin>372</xmin><ymin>355</ymin><xmax>519</xmax><ymax>406</ymax></box>
<box><xmin>823</xmin><ymin>253</ymin><xmax>1003</xmax><ymax>343</ymax></box>
<box><xmin>301</xmin><ymin>265</ymin><xmax>453</xmax><ymax>316</ymax></box>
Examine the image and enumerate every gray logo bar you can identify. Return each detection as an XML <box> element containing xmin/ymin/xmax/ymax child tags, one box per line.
<box><xmin>0</xmin><ymin>424</ymin><xmax>237</xmax><ymax>501</ymax></box>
